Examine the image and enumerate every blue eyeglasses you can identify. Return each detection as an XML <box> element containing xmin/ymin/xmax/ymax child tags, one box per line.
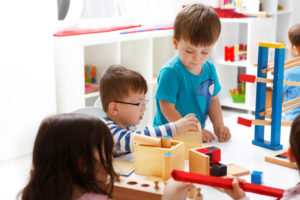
<box><xmin>115</xmin><ymin>99</ymin><xmax>149</xmax><ymax>109</ymax></box>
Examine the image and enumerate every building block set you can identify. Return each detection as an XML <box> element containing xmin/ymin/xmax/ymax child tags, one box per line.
<box><xmin>230</xmin><ymin>82</ymin><xmax>245</xmax><ymax>103</ymax></box>
<box><xmin>189</xmin><ymin>145</ymin><xmax>226</xmax><ymax>177</ymax></box>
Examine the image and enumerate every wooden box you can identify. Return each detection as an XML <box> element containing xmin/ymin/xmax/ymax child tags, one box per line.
<box><xmin>134</xmin><ymin>140</ymin><xmax>184</xmax><ymax>177</ymax></box>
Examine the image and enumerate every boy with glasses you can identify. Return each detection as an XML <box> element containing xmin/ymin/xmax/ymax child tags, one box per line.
<box><xmin>100</xmin><ymin>65</ymin><xmax>199</xmax><ymax>154</ymax></box>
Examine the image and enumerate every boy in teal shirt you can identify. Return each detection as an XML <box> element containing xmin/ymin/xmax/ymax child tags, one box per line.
<box><xmin>154</xmin><ymin>4</ymin><xmax>231</xmax><ymax>142</ymax></box>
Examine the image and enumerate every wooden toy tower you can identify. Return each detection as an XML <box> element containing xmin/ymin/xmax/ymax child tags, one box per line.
<box><xmin>253</xmin><ymin>42</ymin><xmax>285</xmax><ymax>150</ymax></box>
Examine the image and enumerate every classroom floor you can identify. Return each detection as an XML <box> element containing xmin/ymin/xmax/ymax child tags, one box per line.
<box><xmin>0</xmin><ymin>107</ymin><xmax>245</xmax><ymax>200</ymax></box>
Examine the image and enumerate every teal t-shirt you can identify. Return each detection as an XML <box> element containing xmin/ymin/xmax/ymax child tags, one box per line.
<box><xmin>153</xmin><ymin>55</ymin><xmax>221</xmax><ymax>128</ymax></box>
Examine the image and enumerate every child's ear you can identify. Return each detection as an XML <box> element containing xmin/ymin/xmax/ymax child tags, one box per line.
<box><xmin>288</xmin><ymin>147</ymin><xmax>296</xmax><ymax>163</ymax></box>
<box><xmin>172</xmin><ymin>37</ymin><xmax>178</xmax><ymax>50</ymax></box>
<box><xmin>294</xmin><ymin>45</ymin><xmax>300</xmax><ymax>56</ymax></box>
<box><xmin>108</xmin><ymin>102</ymin><xmax>118</xmax><ymax>115</ymax></box>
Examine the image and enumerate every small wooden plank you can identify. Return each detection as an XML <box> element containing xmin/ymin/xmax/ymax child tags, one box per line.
<box><xmin>227</xmin><ymin>163</ymin><xmax>250</xmax><ymax>176</ymax></box>
<box><xmin>265</xmin><ymin>150</ymin><xmax>297</xmax><ymax>169</ymax></box>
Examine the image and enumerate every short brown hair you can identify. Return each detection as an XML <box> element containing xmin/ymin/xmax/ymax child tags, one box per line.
<box><xmin>289</xmin><ymin>23</ymin><xmax>300</xmax><ymax>47</ymax></box>
<box><xmin>174</xmin><ymin>4</ymin><xmax>221</xmax><ymax>46</ymax></box>
<box><xmin>290</xmin><ymin>114</ymin><xmax>300</xmax><ymax>168</ymax></box>
<box><xmin>100</xmin><ymin>65</ymin><xmax>148</xmax><ymax>112</ymax></box>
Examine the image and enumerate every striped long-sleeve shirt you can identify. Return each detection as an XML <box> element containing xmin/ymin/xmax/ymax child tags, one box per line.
<box><xmin>101</xmin><ymin>117</ymin><xmax>178</xmax><ymax>153</ymax></box>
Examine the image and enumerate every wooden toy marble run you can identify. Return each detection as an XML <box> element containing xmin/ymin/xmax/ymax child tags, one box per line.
<box><xmin>238</xmin><ymin>42</ymin><xmax>300</xmax><ymax>150</ymax></box>
<box><xmin>171</xmin><ymin>170</ymin><xmax>284</xmax><ymax>198</ymax></box>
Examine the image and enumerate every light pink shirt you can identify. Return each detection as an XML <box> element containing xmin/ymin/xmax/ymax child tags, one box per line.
<box><xmin>76</xmin><ymin>192</ymin><xmax>108</xmax><ymax>200</ymax></box>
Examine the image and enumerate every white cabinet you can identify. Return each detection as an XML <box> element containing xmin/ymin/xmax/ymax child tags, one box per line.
<box><xmin>54</xmin><ymin>1</ymin><xmax>295</xmax><ymax>124</ymax></box>
<box><xmin>54</xmin><ymin>29</ymin><xmax>175</xmax><ymax>127</ymax></box>
<box><xmin>213</xmin><ymin>18</ymin><xmax>274</xmax><ymax>111</ymax></box>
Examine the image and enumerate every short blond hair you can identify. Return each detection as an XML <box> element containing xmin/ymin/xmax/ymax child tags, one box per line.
<box><xmin>100</xmin><ymin>65</ymin><xmax>148</xmax><ymax>112</ymax></box>
<box><xmin>174</xmin><ymin>4</ymin><xmax>221</xmax><ymax>46</ymax></box>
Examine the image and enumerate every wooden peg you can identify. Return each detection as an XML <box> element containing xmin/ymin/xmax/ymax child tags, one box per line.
<box><xmin>187</xmin><ymin>184</ymin><xmax>196</xmax><ymax>199</ymax></box>
<box><xmin>195</xmin><ymin>187</ymin><xmax>203</xmax><ymax>200</ymax></box>
<box><xmin>154</xmin><ymin>179</ymin><xmax>159</xmax><ymax>190</ymax></box>
<box><xmin>116</xmin><ymin>173</ymin><xmax>120</xmax><ymax>183</ymax></box>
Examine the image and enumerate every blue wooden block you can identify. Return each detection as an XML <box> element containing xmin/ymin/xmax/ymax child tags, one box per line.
<box><xmin>251</xmin><ymin>171</ymin><xmax>263</xmax><ymax>184</ymax></box>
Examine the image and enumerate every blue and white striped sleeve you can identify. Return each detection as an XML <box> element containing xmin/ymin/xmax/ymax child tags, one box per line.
<box><xmin>101</xmin><ymin>118</ymin><xmax>178</xmax><ymax>153</ymax></box>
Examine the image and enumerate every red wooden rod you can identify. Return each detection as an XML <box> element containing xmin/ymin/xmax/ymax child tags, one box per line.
<box><xmin>171</xmin><ymin>170</ymin><xmax>284</xmax><ymax>198</ymax></box>
<box><xmin>239</xmin><ymin>74</ymin><xmax>256</xmax><ymax>83</ymax></box>
<box><xmin>237</xmin><ymin>117</ymin><xmax>252</xmax><ymax>127</ymax></box>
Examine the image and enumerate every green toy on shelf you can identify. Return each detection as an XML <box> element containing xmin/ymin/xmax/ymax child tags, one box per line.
<box><xmin>230</xmin><ymin>82</ymin><xmax>245</xmax><ymax>103</ymax></box>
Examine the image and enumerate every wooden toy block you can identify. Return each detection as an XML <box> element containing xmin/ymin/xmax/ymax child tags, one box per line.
<box><xmin>226</xmin><ymin>163</ymin><xmax>250</xmax><ymax>176</ymax></box>
<box><xmin>189</xmin><ymin>146</ymin><xmax>214</xmax><ymax>175</ymax></box>
<box><xmin>172</xmin><ymin>170</ymin><xmax>284</xmax><ymax>198</ymax></box>
<box><xmin>134</xmin><ymin>134</ymin><xmax>161</xmax><ymax>147</ymax></box>
<box><xmin>210</xmin><ymin>162</ymin><xmax>227</xmax><ymax>177</ymax></box>
<box><xmin>239</xmin><ymin>74</ymin><xmax>256</xmax><ymax>83</ymax></box>
<box><xmin>251</xmin><ymin>171</ymin><xmax>263</xmax><ymax>184</ymax></box>
<box><xmin>206</xmin><ymin>146</ymin><xmax>221</xmax><ymax>163</ymax></box>
<box><xmin>161</xmin><ymin>135</ymin><xmax>171</xmax><ymax>148</ymax></box>
<box><xmin>174</xmin><ymin>125</ymin><xmax>202</xmax><ymax>159</ymax></box>
<box><xmin>196</xmin><ymin>148</ymin><xmax>212</xmax><ymax>161</ymax></box>
<box><xmin>162</xmin><ymin>153</ymin><xmax>173</xmax><ymax>181</ymax></box>
<box><xmin>265</xmin><ymin>150</ymin><xmax>297</xmax><ymax>169</ymax></box>
<box><xmin>135</xmin><ymin>140</ymin><xmax>184</xmax><ymax>177</ymax></box>
<box><xmin>113</xmin><ymin>176</ymin><xmax>164</xmax><ymax>200</ymax></box>
<box><xmin>237</xmin><ymin>117</ymin><xmax>252</xmax><ymax>127</ymax></box>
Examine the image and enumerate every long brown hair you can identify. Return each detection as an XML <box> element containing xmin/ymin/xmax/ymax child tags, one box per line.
<box><xmin>290</xmin><ymin>114</ymin><xmax>300</xmax><ymax>168</ymax></box>
<box><xmin>21</xmin><ymin>113</ymin><xmax>116</xmax><ymax>200</ymax></box>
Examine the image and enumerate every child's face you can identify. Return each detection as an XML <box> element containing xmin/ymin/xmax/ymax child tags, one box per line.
<box><xmin>173</xmin><ymin>38</ymin><xmax>214</xmax><ymax>74</ymax></box>
<box><xmin>116</xmin><ymin>91</ymin><xmax>147</xmax><ymax>127</ymax></box>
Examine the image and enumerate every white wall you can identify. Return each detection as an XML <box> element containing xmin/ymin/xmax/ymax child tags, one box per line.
<box><xmin>0</xmin><ymin>1</ymin><xmax>57</xmax><ymax>161</ymax></box>
<box><xmin>291</xmin><ymin>0</ymin><xmax>300</xmax><ymax>25</ymax></box>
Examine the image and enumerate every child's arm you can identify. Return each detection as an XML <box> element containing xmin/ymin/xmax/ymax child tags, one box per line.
<box><xmin>209</xmin><ymin>95</ymin><xmax>231</xmax><ymax>142</ymax></box>
<box><xmin>160</xmin><ymin>99</ymin><xmax>215</xmax><ymax>143</ymax></box>
<box><xmin>102</xmin><ymin>116</ymin><xmax>198</xmax><ymax>153</ymax></box>
<box><xmin>160</xmin><ymin>99</ymin><xmax>182</xmax><ymax>121</ymax></box>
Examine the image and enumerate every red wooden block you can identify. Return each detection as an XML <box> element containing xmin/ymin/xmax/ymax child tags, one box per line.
<box><xmin>206</xmin><ymin>147</ymin><xmax>221</xmax><ymax>163</ymax></box>
<box><xmin>237</xmin><ymin>117</ymin><xmax>252</xmax><ymax>127</ymax></box>
<box><xmin>239</xmin><ymin>74</ymin><xmax>256</xmax><ymax>83</ymax></box>
<box><xmin>171</xmin><ymin>170</ymin><xmax>284</xmax><ymax>198</ymax></box>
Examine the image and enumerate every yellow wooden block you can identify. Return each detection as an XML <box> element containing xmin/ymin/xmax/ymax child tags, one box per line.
<box><xmin>259</xmin><ymin>41</ymin><xmax>285</xmax><ymax>49</ymax></box>
<box><xmin>135</xmin><ymin>140</ymin><xmax>184</xmax><ymax>177</ymax></box>
<box><xmin>174</xmin><ymin>127</ymin><xmax>202</xmax><ymax>159</ymax></box>
<box><xmin>189</xmin><ymin>146</ymin><xmax>211</xmax><ymax>175</ymax></box>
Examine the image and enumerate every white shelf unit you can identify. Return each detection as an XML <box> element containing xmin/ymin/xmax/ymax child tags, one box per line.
<box><xmin>213</xmin><ymin>18</ymin><xmax>274</xmax><ymax>111</ymax></box>
<box><xmin>54</xmin><ymin>29</ymin><xmax>175</xmax><ymax>127</ymax></box>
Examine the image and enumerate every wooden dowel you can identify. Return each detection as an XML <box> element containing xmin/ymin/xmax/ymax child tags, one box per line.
<box><xmin>259</xmin><ymin>97</ymin><xmax>300</xmax><ymax>117</ymax></box>
<box><xmin>252</xmin><ymin>119</ymin><xmax>292</xmax><ymax>127</ymax></box>
<box><xmin>256</xmin><ymin>77</ymin><xmax>300</xmax><ymax>87</ymax></box>
<box><xmin>261</xmin><ymin>57</ymin><xmax>300</xmax><ymax>73</ymax></box>
<box><xmin>282</xmin><ymin>101</ymin><xmax>300</xmax><ymax>113</ymax></box>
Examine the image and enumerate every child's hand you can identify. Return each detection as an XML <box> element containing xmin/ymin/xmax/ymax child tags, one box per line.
<box><xmin>224</xmin><ymin>178</ymin><xmax>246</xmax><ymax>200</ymax></box>
<box><xmin>162</xmin><ymin>178</ymin><xmax>193</xmax><ymax>200</ymax></box>
<box><xmin>202</xmin><ymin>129</ymin><xmax>215</xmax><ymax>143</ymax></box>
<box><xmin>175</xmin><ymin>114</ymin><xmax>199</xmax><ymax>134</ymax></box>
<box><xmin>214</xmin><ymin>125</ymin><xmax>231</xmax><ymax>142</ymax></box>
